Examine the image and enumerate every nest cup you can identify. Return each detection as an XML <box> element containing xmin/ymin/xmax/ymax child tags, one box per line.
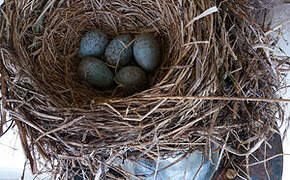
<box><xmin>0</xmin><ymin>0</ymin><xmax>284</xmax><ymax>179</ymax></box>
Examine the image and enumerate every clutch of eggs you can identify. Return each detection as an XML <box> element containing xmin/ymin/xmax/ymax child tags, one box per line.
<box><xmin>78</xmin><ymin>30</ymin><xmax>160</xmax><ymax>93</ymax></box>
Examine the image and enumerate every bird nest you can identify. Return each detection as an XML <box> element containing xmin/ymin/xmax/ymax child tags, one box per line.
<box><xmin>0</xmin><ymin>0</ymin><xmax>287</xmax><ymax>179</ymax></box>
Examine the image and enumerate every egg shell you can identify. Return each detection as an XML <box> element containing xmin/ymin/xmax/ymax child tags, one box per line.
<box><xmin>79</xmin><ymin>30</ymin><xmax>109</xmax><ymax>58</ymax></box>
<box><xmin>114</xmin><ymin>66</ymin><xmax>147</xmax><ymax>93</ymax></box>
<box><xmin>105</xmin><ymin>34</ymin><xmax>134</xmax><ymax>67</ymax></box>
<box><xmin>78</xmin><ymin>57</ymin><xmax>114</xmax><ymax>88</ymax></box>
<box><xmin>133</xmin><ymin>33</ymin><xmax>161</xmax><ymax>71</ymax></box>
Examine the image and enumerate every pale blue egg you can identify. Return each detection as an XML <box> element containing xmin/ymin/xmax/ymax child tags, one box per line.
<box><xmin>105</xmin><ymin>34</ymin><xmax>134</xmax><ymax>67</ymax></box>
<box><xmin>114</xmin><ymin>66</ymin><xmax>147</xmax><ymax>93</ymax></box>
<box><xmin>78</xmin><ymin>57</ymin><xmax>113</xmax><ymax>88</ymax></box>
<box><xmin>79</xmin><ymin>30</ymin><xmax>108</xmax><ymax>58</ymax></box>
<box><xmin>133</xmin><ymin>34</ymin><xmax>160</xmax><ymax>71</ymax></box>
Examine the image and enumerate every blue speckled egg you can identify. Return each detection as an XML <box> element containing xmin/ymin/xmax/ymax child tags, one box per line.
<box><xmin>133</xmin><ymin>34</ymin><xmax>161</xmax><ymax>71</ymax></box>
<box><xmin>78</xmin><ymin>57</ymin><xmax>113</xmax><ymax>88</ymax></box>
<box><xmin>79</xmin><ymin>30</ymin><xmax>109</xmax><ymax>58</ymax></box>
<box><xmin>114</xmin><ymin>66</ymin><xmax>147</xmax><ymax>93</ymax></box>
<box><xmin>105</xmin><ymin>34</ymin><xmax>134</xmax><ymax>67</ymax></box>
